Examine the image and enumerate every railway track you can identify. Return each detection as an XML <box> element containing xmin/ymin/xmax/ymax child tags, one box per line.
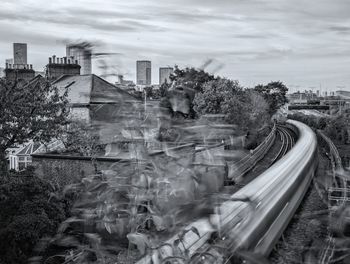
<box><xmin>272</xmin><ymin>125</ymin><xmax>295</xmax><ymax>164</ymax></box>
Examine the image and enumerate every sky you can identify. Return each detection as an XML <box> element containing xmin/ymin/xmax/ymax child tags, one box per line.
<box><xmin>1</xmin><ymin>0</ymin><xmax>350</xmax><ymax>92</ymax></box>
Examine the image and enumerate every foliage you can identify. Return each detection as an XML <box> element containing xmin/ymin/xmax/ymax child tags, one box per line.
<box><xmin>159</xmin><ymin>81</ymin><xmax>171</xmax><ymax>97</ymax></box>
<box><xmin>59</xmin><ymin>121</ymin><xmax>104</xmax><ymax>156</ymax></box>
<box><xmin>324</xmin><ymin>112</ymin><xmax>350</xmax><ymax>144</ymax></box>
<box><xmin>169</xmin><ymin>65</ymin><xmax>216</xmax><ymax>96</ymax></box>
<box><xmin>144</xmin><ymin>86</ymin><xmax>161</xmax><ymax>100</ymax></box>
<box><xmin>254</xmin><ymin>81</ymin><xmax>288</xmax><ymax>115</ymax></box>
<box><xmin>157</xmin><ymin>66</ymin><xmax>217</xmax><ymax>120</ymax></box>
<box><xmin>0</xmin><ymin>169</ymin><xmax>73</xmax><ymax>264</ymax></box>
<box><xmin>288</xmin><ymin>111</ymin><xmax>350</xmax><ymax>145</ymax></box>
<box><xmin>0</xmin><ymin>77</ymin><xmax>69</xmax><ymax>171</ymax></box>
<box><xmin>193</xmin><ymin>78</ymin><xmax>270</xmax><ymax>132</ymax></box>
<box><xmin>287</xmin><ymin>113</ymin><xmax>328</xmax><ymax>130</ymax></box>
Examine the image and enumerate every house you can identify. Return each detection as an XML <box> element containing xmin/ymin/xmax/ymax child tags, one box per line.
<box><xmin>8</xmin><ymin>140</ymin><xmax>64</xmax><ymax>171</ymax></box>
<box><xmin>52</xmin><ymin>74</ymin><xmax>141</xmax><ymax>123</ymax></box>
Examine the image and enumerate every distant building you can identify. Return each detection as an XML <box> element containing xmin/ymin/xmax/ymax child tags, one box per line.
<box><xmin>117</xmin><ymin>74</ymin><xmax>134</xmax><ymax>85</ymax></box>
<box><xmin>13</xmin><ymin>43</ymin><xmax>27</xmax><ymax>66</ymax></box>
<box><xmin>66</xmin><ymin>44</ymin><xmax>92</xmax><ymax>75</ymax></box>
<box><xmin>45</xmin><ymin>55</ymin><xmax>81</xmax><ymax>81</ymax></box>
<box><xmin>287</xmin><ymin>91</ymin><xmax>318</xmax><ymax>104</ymax></box>
<box><xmin>335</xmin><ymin>90</ymin><xmax>350</xmax><ymax>99</ymax></box>
<box><xmin>159</xmin><ymin>67</ymin><xmax>173</xmax><ymax>85</ymax></box>
<box><xmin>136</xmin><ymin>60</ymin><xmax>151</xmax><ymax>85</ymax></box>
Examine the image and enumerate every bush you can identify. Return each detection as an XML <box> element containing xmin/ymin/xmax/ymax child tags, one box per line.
<box><xmin>0</xmin><ymin>169</ymin><xmax>73</xmax><ymax>264</ymax></box>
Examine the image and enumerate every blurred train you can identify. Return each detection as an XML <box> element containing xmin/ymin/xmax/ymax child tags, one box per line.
<box><xmin>137</xmin><ymin>120</ymin><xmax>318</xmax><ymax>263</ymax></box>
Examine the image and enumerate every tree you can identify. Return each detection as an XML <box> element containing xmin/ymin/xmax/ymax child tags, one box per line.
<box><xmin>0</xmin><ymin>169</ymin><xmax>73</xmax><ymax>264</ymax></box>
<box><xmin>0</xmin><ymin>77</ymin><xmax>69</xmax><ymax>172</ymax></box>
<box><xmin>59</xmin><ymin>121</ymin><xmax>104</xmax><ymax>157</ymax></box>
<box><xmin>193</xmin><ymin>79</ymin><xmax>270</xmax><ymax>132</ymax></box>
<box><xmin>254</xmin><ymin>81</ymin><xmax>288</xmax><ymax>114</ymax></box>
<box><xmin>158</xmin><ymin>66</ymin><xmax>217</xmax><ymax>120</ymax></box>
<box><xmin>144</xmin><ymin>86</ymin><xmax>161</xmax><ymax>99</ymax></box>
<box><xmin>170</xmin><ymin>65</ymin><xmax>216</xmax><ymax>97</ymax></box>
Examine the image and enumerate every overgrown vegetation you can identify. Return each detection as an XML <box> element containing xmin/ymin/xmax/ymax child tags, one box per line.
<box><xmin>0</xmin><ymin>168</ymin><xmax>75</xmax><ymax>264</ymax></box>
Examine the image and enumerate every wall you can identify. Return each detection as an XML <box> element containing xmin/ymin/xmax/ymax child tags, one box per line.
<box><xmin>70</xmin><ymin>107</ymin><xmax>90</xmax><ymax>122</ymax></box>
<box><xmin>32</xmin><ymin>154</ymin><xmax>123</xmax><ymax>187</ymax></box>
<box><xmin>5</xmin><ymin>68</ymin><xmax>35</xmax><ymax>83</ymax></box>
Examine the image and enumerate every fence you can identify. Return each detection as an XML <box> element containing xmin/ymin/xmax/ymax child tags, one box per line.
<box><xmin>228</xmin><ymin>123</ymin><xmax>276</xmax><ymax>179</ymax></box>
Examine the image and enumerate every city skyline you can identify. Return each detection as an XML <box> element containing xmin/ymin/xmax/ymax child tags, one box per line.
<box><xmin>0</xmin><ymin>0</ymin><xmax>350</xmax><ymax>90</ymax></box>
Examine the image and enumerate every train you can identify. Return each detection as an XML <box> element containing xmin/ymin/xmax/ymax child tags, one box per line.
<box><xmin>137</xmin><ymin>120</ymin><xmax>318</xmax><ymax>263</ymax></box>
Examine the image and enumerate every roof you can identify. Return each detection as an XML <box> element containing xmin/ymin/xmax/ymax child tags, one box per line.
<box><xmin>14</xmin><ymin>140</ymin><xmax>65</xmax><ymax>157</ymax></box>
<box><xmin>52</xmin><ymin>74</ymin><xmax>139</xmax><ymax>105</ymax></box>
<box><xmin>17</xmin><ymin>142</ymin><xmax>42</xmax><ymax>156</ymax></box>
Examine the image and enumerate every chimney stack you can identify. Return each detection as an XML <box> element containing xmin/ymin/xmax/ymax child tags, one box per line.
<box><xmin>60</xmin><ymin>58</ymin><xmax>63</xmax><ymax>64</ymax></box>
<box><xmin>75</xmin><ymin>60</ymin><xmax>78</xmax><ymax>64</ymax></box>
<box><xmin>30</xmin><ymin>64</ymin><xmax>33</xmax><ymax>70</ymax></box>
<box><xmin>49</xmin><ymin>57</ymin><xmax>52</xmax><ymax>64</ymax></box>
<box><xmin>52</xmin><ymin>55</ymin><xmax>56</xmax><ymax>64</ymax></box>
<box><xmin>64</xmin><ymin>57</ymin><xmax>67</xmax><ymax>64</ymax></box>
<box><xmin>6</xmin><ymin>63</ymin><xmax>8</xmax><ymax>69</ymax></box>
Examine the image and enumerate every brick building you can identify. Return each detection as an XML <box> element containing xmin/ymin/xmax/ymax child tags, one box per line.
<box><xmin>46</xmin><ymin>55</ymin><xmax>81</xmax><ymax>81</ymax></box>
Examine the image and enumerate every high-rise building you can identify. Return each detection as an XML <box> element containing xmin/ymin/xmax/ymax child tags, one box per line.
<box><xmin>136</xmin><ymin>60</ymin><xmax>151</xmax><ymax>85</ymax></box>
<box><xmin>13</xmin><ymin>43</ymin><xmax>27</xmax><ymax>65</ymax></box>
<box><xmin>159</xmin><ymin>67</ymin><xmax>173</xmax><ymax>85</ymax></box>
<box><xmin>66</xmin><ymin>44</ymin><xmax>92</xmax><ymax>75</ymax></box>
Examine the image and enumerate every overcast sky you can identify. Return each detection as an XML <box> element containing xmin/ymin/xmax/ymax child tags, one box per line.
<box><xmin>1</xmin><ymin>0</ymin><xmax>350</xmax><ymax>92</ymax></box>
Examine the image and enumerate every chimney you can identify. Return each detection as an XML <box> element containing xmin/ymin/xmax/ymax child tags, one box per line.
<box><xmin>6</xmin><ymin>63</ymin><xmax>8</xmax><ymax>69</ymax></box>
<box><xmin>49</xmin><ymin>57</ymin><xmax>52</xmax><ymax>64</ymax></box>
<box><xmin>64</xmin><ymin>57</ymin><xmax>67</xmax><ymax>64</ymax></box>
<box><xmin>60</xmin><ymin>58</ymin><xmax>63</xmax><ymax>64</ymax></box>
<box><xmin>52</xmin><ymin>55</ymin><xmax>56</xmax><ymax>64</ymax></box>
<box><xmin>118</xmin><ymin>75</ymin><xmax>124</xmax><ymax>84</ymax></box>
<box><xmin>67</xmin><ymin>58</ymin><xmax>71</xmax><ymax>64</ymax></box>
<box><xmin>75</xmin><ymin>60</ymin><xmax>78</xmax><ymax>64</ymax></box>
<box><xmin>9</xmin><ymin>64</ymin><xmax>12</xmax><ymax>69</ymax></box>
<box><xmin>30</xmin><ymin>64</ymin><xmax>33</xmax><ymax>70</ymax></box>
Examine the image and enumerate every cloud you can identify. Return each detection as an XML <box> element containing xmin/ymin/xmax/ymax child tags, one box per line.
<box><xmin>0</xmin><ymin>0</ymin><xmax>349</xmax><ymax>90</ymax></box>
<box><xmin>329</xmin><ymin>25</ymin><xmax>350</xmax><ymax>34</ymax></box>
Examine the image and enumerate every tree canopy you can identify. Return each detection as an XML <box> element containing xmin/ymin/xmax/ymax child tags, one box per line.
<box><xmin>0</xmin><ymin>77</ymin><xmax>69</xmax><ymax>171</ymax></box>
<box><xmin>254</xmin><ymin>81</ymin><xmax>288</xmax><ymax>115</ymax></box>
<box><xmin>0</xmin><ymin>170</ymin><xmax>73</xmax><ymax>264</ymax></box>
<box><xmin>169</xmin><ymin>65</ymin><xmax>216</xmax><ymax>95</ymax></box>
<box><xmin>193</xmin><ymin>78</ymin><xmax>270</xmax><ymax>132</ymax></box>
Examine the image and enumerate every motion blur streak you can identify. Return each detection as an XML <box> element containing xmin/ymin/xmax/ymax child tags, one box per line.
<box><xmin>137</xmin><ymin>120</ymin><xmax>318</xmax><ymax>263</ymax></box>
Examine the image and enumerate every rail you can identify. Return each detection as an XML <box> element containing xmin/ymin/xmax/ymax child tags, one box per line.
<box><xmin>228</xmin><ymin>124</ymin><xmax>276</xmax><ymax>179</ymax></box>
<box><xmin>317</xmin><ymin>130</ymin><xmax>348</xmax><ymax>208</ymax></box>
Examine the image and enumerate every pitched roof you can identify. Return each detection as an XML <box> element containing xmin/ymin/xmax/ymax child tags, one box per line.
<box><xmin>52</xmin><ymin>74</ymin><xmax>139</xmax><ymax>105</ymax></box>
<box><xmin>17</xmin><ymin>142</ymin><xmax>42</xmax><ymax>156</ymax></box>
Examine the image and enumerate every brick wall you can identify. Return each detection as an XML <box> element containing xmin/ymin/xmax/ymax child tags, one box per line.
<box><xmin>32</xmin><ymin>154</ymin><xmax>122</xmax><ymax>187</ymax></box>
